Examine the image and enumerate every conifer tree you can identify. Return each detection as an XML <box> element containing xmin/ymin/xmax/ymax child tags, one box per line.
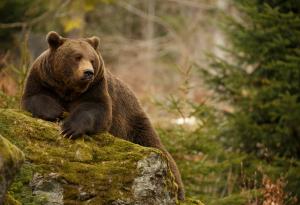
<box><xmin>203</xmin><ymin>0</ymin><xmax>300</xmax><ymax>158</ymax></box>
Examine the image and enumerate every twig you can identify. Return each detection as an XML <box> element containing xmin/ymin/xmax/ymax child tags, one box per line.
<box><xmin>116</xmin><ymin>1</ymin><xmax>185</xmax><ymax>49</ymax></box>
<box><xmin>166</xmin><ymin>0</ymin><xmax>215</xmax><ymax>10</ymax></box>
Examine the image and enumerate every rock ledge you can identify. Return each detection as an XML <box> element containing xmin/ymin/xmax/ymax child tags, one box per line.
<box><xmin>0</xmin><ymin>109</ymin><xmax>178</xmax><ymax>205</ymax></box>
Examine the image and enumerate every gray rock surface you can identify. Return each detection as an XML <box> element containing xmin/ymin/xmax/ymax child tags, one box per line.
<box><xmin>132</xmin><ymin>152</ymin><xmax>177</xmax><ymax>205</ymax></box>
<box><xmin>30</xmin><ymin>173</ymin><xmax>64</xmax><ymax>205</ymax></box>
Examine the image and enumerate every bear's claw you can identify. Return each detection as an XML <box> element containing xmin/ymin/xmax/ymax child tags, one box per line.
<box><xmin>61</xmin><ymin>121</ymin><xmax>85</xmax><ymax>139</ymax></box>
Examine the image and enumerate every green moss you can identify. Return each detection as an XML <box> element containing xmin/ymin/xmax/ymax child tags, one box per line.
<box><xmin>0</xmin><ymin>134</ymin><xmax>25</xmax><ymax>204</ymax></box>
<box><xmin>0</xmin><ymin>134</ymin><xmax>24</xmax><ymax>169</ymax></box>
<box><xmin>7</xmin><ymin>163</ymin><xmax>46</xmax><ymax>205</ymax></box>
<box><xmin>4</xmin><ymin>193</ymin><xmax>22</xmax><ymax>205</ymax></box>
<box><xmin>0</xmin><ymin>109</ymin><xmax>175</xmax><ymax>204</ymax></box>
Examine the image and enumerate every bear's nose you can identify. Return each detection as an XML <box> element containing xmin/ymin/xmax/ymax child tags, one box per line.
<box><xmin>83</xmin><ymin>69</ymin><xmax>94</xmax><ymax>79</ymax></box>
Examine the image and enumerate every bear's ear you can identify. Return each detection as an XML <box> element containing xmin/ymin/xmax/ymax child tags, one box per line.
<box><xmin>86</xmin><ymin>36</ymin><xmax>100</xmax><ymax>50</ymax></box>
<box><xmin>46</xmin><ymin>31</ymin><xmax>65</xmax><ymax>49</ymax></box>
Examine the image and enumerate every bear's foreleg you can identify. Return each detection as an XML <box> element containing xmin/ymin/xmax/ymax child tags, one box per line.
<box><xmin>22</xmin><ymin>94</ymin><xmax>64</xmax><ymax>121</ymax></box>
<box><xmin>22</xmin><ymin>72</ymin><xmax>64</xmax><ymax>121</ymax></box>
<box><xmin>61</xmin><ymin>101</ymin><xmax>112</xmax><ymax>138</ymax></box>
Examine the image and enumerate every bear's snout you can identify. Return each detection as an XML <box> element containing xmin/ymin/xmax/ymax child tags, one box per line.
<box><xmin>77</xmin><ymin>59</ymin><xmax>94</xmax><ymax>81</ymax></box>
<box><xmin>83</xmin><ymin>69</ymin><xmax>94</xmax><ymax>79</ymax></box>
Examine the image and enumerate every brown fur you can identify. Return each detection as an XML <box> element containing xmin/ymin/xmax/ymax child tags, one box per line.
<box><xmin>21</xmin><ymin>31</ymin><xmax>185</xmax><ymax>200</ymax></box>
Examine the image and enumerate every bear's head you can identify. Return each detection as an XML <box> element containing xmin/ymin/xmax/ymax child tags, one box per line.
<box><xmin>44</xmin><ymin>31</ymin><xmax>103</xmax><ymax>95</ymax></box>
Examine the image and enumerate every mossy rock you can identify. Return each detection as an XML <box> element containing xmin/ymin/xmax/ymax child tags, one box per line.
<box><xmin>0</xmin><ymin>109</ymin><xmax>179</xmax><ymax>205</ymax></box>
<box><xmin>0</xmin><ymin>133</ymin><xmax>24</xmax><ymax>204</ymax></box>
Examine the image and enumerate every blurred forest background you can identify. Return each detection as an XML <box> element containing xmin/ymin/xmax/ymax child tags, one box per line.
<box><xmin>0</xmin><ymin>0</ymin><xmax>299</xmax><ymax>204</ymax></box>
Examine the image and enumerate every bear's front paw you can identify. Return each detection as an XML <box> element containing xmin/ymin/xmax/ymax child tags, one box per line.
<box><xmin>61</xmin><ymin>119</ymin><xmax>86</xmax><ymax>139</ymax></box>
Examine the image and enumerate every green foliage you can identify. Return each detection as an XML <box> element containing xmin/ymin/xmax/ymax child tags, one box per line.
<box><xmin>159</xmin><ymin>101</ymin><xmax>300</xmax><ymax>204</ymax></box>
<box><xmin>0</xmin><ymin>0</ymin><xmax>46</xmax><ymax>49</ymax></box>
<box><xmin>195</xmin><ymin>0</ymin><xmax>300</xmax><ymax>202</ymax></box>
<box><xmin>158</xmin><ymin>103</ymin><xmax>259</xmax><ymax>204</ymax></box>
<box><xmin>201</xmin><ymin>0</ymin><xmax>300</xmax><ymax>159</ymax></box>
<box><xmin>209</xmin><ymin>190</ymin><xmax>260</xmax><ymax>205</ymax></box>
<box><xmin>0</xmin><ymin>91</ymin><xmax>19</xmax><ymax>109</ymax></box>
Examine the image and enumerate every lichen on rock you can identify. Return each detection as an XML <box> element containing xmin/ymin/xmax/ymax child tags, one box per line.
<box><xmin>132</xmin><ymin>152</ymin><xmax>177</xmax><ymax>205</ymax></box>
<box><xmin>0</xmin><ymin>109</ymin><xmax>180</xmax><ymax>204</ymax></box>
<box><xmin>30</xmin><ymin>173</ymin><xmax>63</xmax><ymax>205</ymax></box>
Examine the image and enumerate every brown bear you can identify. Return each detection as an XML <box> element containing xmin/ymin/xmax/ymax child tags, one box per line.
<box><xmin>21</xmin><ymin>31</ymin><xmax>185</xmax><ymax>200</ymax></box>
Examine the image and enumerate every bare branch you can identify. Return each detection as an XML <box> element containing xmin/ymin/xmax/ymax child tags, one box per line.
<box><xmin>116</xmin><ymin>1</ymin><xmax>185</xmax><ymax>50</ymax></box>
<box><xmin>166</xmin><ymin>0</ymin><xmax>215</xmax><ymax>10</ymax></box>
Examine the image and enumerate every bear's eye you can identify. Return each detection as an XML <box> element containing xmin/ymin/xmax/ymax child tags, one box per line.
<box><xmin>74</xmin><ymin>55</ymin><xmax>82</xmax><ymax>61</ymax></box>
<box><xmin>91</xmin><ymin>60</ymin><xmax>94</xmax><ymax>65</ymax></box>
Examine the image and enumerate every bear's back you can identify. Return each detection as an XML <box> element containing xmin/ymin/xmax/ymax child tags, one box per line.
<box><xmin>106</xmin><ymin>72</ymin><xmax>145</xmax><ymax>140</ymax></box>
